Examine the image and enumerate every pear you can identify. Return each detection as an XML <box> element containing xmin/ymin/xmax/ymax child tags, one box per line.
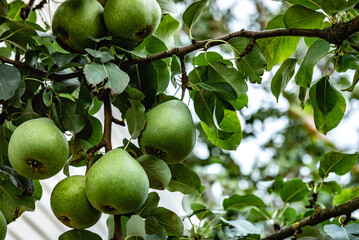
<box><xmin>0</xmin><ymin>211</ymin><xmax>6</xmax><ymax>240</ymax></box>
<box><xmin>103</xmin><ymin>0</ymin><xmax>161</xmax><ymax>42</ymax></box>
<box><xmin>85</xmin><ymin>148</ymin><xmax>149</xmax><ymax>214</ymax></box>
<box><xmin>8</xmin><ymin>118</ymin><xmax>69</xmax><ymax>180</ymax></box>
<box><xmin>52</xmin><ymin>0</ymin><xmax>107</xmax><ymax>52</ymax></box>
<box><xmin>139</xmin><ymin>100</ymin><xmax>196</xmax><ymax>164</ymax></box>
<box><xmin>51</xmin><ymin>175</ymin><xmax>101</xmax><ymax>229</ymax></box>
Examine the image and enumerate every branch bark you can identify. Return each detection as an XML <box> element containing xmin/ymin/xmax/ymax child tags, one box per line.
<box><xmin>2</xmin><ymin>16</ymin><xmax>359</xmax><ymax>81</ymax></box>
<box><xmin>262</xmin><ymin>196</ymin><xmax>359</xmax><ymax>240</ymax></box>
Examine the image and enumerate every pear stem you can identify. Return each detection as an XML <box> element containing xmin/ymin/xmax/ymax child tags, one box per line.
<box><xmin>102</xmin><ymin>90</ymin><xmax>124</xmax><ymax>240</ymax></box>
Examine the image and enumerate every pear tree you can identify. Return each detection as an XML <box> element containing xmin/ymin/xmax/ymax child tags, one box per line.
<box><xmin>2</xmin><ymin>0</ymin><xmax>359</xmax><ymax>239</ymax></box>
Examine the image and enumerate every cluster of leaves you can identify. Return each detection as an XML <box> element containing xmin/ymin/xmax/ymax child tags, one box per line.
<box><xmin>1</xmin><ymin>0</ymin><xmax>359</xmax><ymax>239</ymax></box>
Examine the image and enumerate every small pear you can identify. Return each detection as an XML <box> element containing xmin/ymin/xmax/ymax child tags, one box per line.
<box><xmin>51</xmin><ymin>175</ymin><xmax>101</xmax><ymax>229</ymax></box>
<box><xmin>85</xmin><ymin>148</ymin><xmax>149</xmax><ymax>215</ymax></box>
<box><xmin>139</xmin><ymin>100</ymin><xmax>196</xmax><ymax>164</ymax></box>
<box><xmin>8</xmin><ymin>118</ymin><xmax>69</xmax><ymax>180</ymax></box>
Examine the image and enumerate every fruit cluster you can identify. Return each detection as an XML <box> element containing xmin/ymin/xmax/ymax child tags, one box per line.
<box><xmin>51</xmin><ymin>0</ymin><xmax>162</xmax><ymax>52</ymax></box>
<box><xmin>7</xmin><ymin>100</ymin><xmax>196</xmax><ymax>233</ymax></box>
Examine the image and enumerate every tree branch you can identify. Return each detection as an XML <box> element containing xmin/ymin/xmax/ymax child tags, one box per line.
<box><xmin>0</xmin><ymin>55</ymin><xmax>78</xmax><ymax>81</ymax></box>
<box><xmin>2</xmin><ymin>16</ymin><xmax>359</xmax><ymax>81</ymax></box>
<box><xmin>262</xmin><ymin>196</ymin><xmax>359</xmax><ymax>240</ymax></box>
<box><xmin>124</xmin><ymin>16</ymin><xmax>359</xmax><ymax>66</ymax></box>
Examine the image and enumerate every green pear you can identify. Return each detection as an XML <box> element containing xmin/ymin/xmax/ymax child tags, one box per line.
<box><xmin>139</xmin><ymin>100</ymin><xmax>196</xmax><ymax>164</ymax></box>
<box><xmin>0</xmin><ymin>211</ymin><xmax>6</xmax><ymax>240</ymax></box>
<box><xmin>59</xmin><ymin>229</ymin><xmax>102</xmax><ymax>240</ymax></box>
<box><xmin>8</xmin><ymin>118</ymin><xmax>69</xmax><ymax>180</ymax></box>
<box><xmin>103</xmin><ymin>0</ymin><xmax>161</xmax><ymax>42</ymax></box>
<box><xmin>51</xmin><ymin>175</ymin><xmax>101</xmax><ymax>229</ymax></box>
<box><xmin>52</xmin><ymin>0</ymin><xmax>107</xmax><ymax>53</ymax></box>
<box><xmin>85</xmin><ymin>148</ymin><xmax>149</xmax><ymax>215</ymax></box>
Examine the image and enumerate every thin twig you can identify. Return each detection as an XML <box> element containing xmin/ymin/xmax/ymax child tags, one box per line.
<box><xmin>262</xmin><ymin>196</ymin><xmax>359</xmax><ymax>240</ymax></box>
<box><xmin>112</xmin><ymin>117</ymin><xmax>126</xmax><ymax>126</ymax></box>
<box><xmin>180</xmin><ymin>55</ymin><xmax>190</xmax><ymax>101</ymax></box>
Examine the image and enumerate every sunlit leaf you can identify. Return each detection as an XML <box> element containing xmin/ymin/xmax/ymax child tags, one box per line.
<box><xmin>319</xmin><ymin>151</ymin><xmax>358</xmax><ymax>178</ymax></box>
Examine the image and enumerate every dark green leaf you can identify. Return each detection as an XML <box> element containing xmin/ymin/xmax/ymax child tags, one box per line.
<box><xmin>125</xmin><ymin>99</ymin><xmax>145</xmax><ymax>139</ymax></box>
<box><xmin>271</xmin><ymin>58</ymin><xmax>297</xmax><ymax>101</ymax></box>
<box><xmin>125</xmin><ymin>215</ymin><xmax>146</xmax><ymax>240</ymax></box>
<box><xmin>0</xmin><ymin>180</ymin><xmax>35</xmax><ymax>222</ymax></box>
<box><xmin>167</xmin><ymin>163</ymin><xmax>201</xmax><ymax>194</ymax></box>
<box><xmin>135</xmin><ymin>192</ymin><xmax>160</xmax><ymax>218</ymax></box>
<box><xmin>0</xmin><ymin>165</ymin><xmax>34</xmax><ymax>196</ymax></box>
<box><xmin>280</xmin><ymin>178</ymin><xmax>310</xmax><ymax>203</ymax></box>
<box><xmin>145</xmin><ymin>216</ymin><xmax>166</xmax><ymax>235</ymax></box>
<box><xmin>321</xmin><ymin>181</ymin><xmax>342</xmax><ymax>195</ymax></box>
<box><xmin>309</xmin><ymin>76</ymin><xmax>346</xmax><ymax>134</ymax></box>
<box><xmin>190</xmin><ymin>203</ymin><xmax>213</xmax><ymax>220</ymax></box>
<box><xmin>182</xmin><ymin>0</ymin><xmax>207</xmax><ymax>30</ymax></box>
<box><xmin>197</xmin><ymin>81</ymin><xmax>237</xmax><ymax>101</ymax></box>
<box><xmin>284</xmin><ymin>4</ymin><xmax>325</xmax><ymax>29</ymax></box>
<box><xmin>285</xmin><ymin>0</ymin><xmax>323</xmax><ymax>10</ymax></box>
<box><xmin>229</xmin><ymin>37</ymin><xmax>267</xmax><ymax>84</ymax></box>
<box><xmin>149</xmin><ymin>207</ymin><xmax>184</xmax><ymax>236</ymax></box>
<box><xmin>223</xmin><ymin>194</ymin><xmax>266</xmax><ymax>210</ymax></box>
<box><xmin>318</xmin><ymin>151</ymin><xmax>358</xmax><ymax>178</ymax></box>
<box><xmin>295</xmin><ymin>40</ymin><xmax>330</xmax><ymax>88</ymax></box>
<box><xmin>0</xmin><ymin>64</ymin><xmax>21</xmax><ymax>100</ymax></box>
<box><xmin>323</xmin><ymin>0</ymin><xmax>347</xmax><ymax>15</ymax></box>
<box><xmin>193</xmin><ymin>90</ymin><xmax>216</xmax><ymax>129</ymax></box>
<box><xmin>58</xmin><ymin>229</ymin><xmax>102</xmax><ymax>240</ymax></box>
<box><xmin>58</xmin><ymin>98</ymin><xmax>86</xmax><ymax>133</ymax></box>
<box><xmin>247</xmin><ymin>208</ymin><xmax>270</xmax><ymax>223</ymax></box>
<box><xmin>137</xmin><ymin>155</ymin><xmax>171</xmax><ymax>190</ymax></box>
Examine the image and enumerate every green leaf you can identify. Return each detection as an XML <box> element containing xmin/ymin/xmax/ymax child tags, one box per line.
<box><xmin>247</xmin><ymin>208</ymin><xmax>271</xmax><ymax>223</ymax></box>
<box><xmin>324</xmin><ymin>223</ymin><xmax>359</xmax><ymax>240</ymax></box>
<box><xmin>197</xmin><ymin>81</ymin><xmax>237</xmax><ymax>101</ymax></box>
<box><xmin>271</xmin><ymin>58</ymin><xmax>297</xmax><ymax>101</ymax></box>
<box><xmin>201</xmin><ymin>110</ymin><xmax>242</xmax><ymax>150</ymax></box>
<box><xmin>258</xmin><ymin>15</ymin><xmax>300</xmax><ymax>70</ymax></box>
<box><xmin>167</xmin><ymin>163</ymin><xmax>201</xmax><ymax>194</ymax></box>
<box><xmin>125</xmin><ymin>99</ymin><xmax>145</xmax><ymax>139</ymax></box>
<box><xmin>309</xmin><ymin>76</ymin><xmax>346</xmax><ymax>134</ymax></box>
<box><xmin>190</xmin><ymin>203</ymin><xmax>213</xmax><ymax>220</ymax></box>
<box><xmin>149</xmin><ymin>207</ymin><xmax>184</xmax><ymax>236</ymax></box>
<box><xmin>153</xmin><ymin>14</ymin><xmax>180</xmax><ymax>48</ymax></box>
<box><xmin>2</xmin><ymin>21</ymin><xmax>37</xmax><ymax>50</ymax></box>
<box><xmin>285</xmin><ymin>0</ymin><xmax>323</xmax><ymax>10</ymax></box>
<box><xmin>145</xmin><ymin>216</ymin><xmax>166</xmax><ymax>235</ymax></box>
<box><xmin>193</xmin><ymin>52</ymin><xmax>225</xmax><ymax>67</ymax></box>
<box><xmin>323</xmin><ymin>0</ymin><xmax>347</xmax><ymax>15</ymax></box>
<box><xmin>156</xmin><ymin>0</ymin><xmax>177</xmax><ymax>14</ymax></box>
<box><xmin>283</xmin><ymin>4</ymin><xmax>325</xmax><ymax>29</ymax></box>
<box><xmin>318</xmin><ymin>151</ymin><xmax>358</xmax><ymax>178</ymax></box>
<box><xmin>0</xmin><ymin>64</ymin><xmax>21</xmax><ymax>100</ymax></box>
<box><xmin>85</xmin><ymin>47</ymin><xmax>115</xmax><ymax>63</ymax></box>
<box><xmin>58</xmin><ymin>98</ymin><xmax>86</xmax><ymax>133</ymax></box>
<box><xmin>137</xmin><ymin>155</ymin><xmax>171</xmax><ymax>190</ymax></box>
<box><xmin>228</xmin><ymin>37</ymin><xmax>267</xmax><ymax>84</ymax></box>
<box><xmin>182</xmin><ymin>0</ymin><xmax>207</xmax><ymax>30</ymax></box>
<box><xmin>58</xmin><ymin>229</ymin><xmax>102</xmax><ymax>240</ymax></box>
<box><xmin>208</xmin><ymin>62</ymin><xmax>248</xmax><ymax>96</ymax></box>
<box><xmin>333</xmin><ymin>187</ymin><xmax>359</xmax><ymax>205</ymax></box>
<box><xmin>300</xmin><ymin>226</ymin><xmax>326</xmax><ymax>239</ymax></box>
<box><xmin>193</xmin><ymin>90</ymin><xmax>216</xmax><ymax>129</ymax></box>
<box><xmin>223</xmin><ymin>194</ymin><xmax>266</xmax><ymax>210</ymax></box>
<box><xmin>280</xmin><ymin>178</ymin><xmax>310</xmax><ymax>203</ymax></box>
<box><xmin>0</xmin><ymin>180</ymin><xmax>35</xmax><ymax>222</ymax></box>
<box><xmin>295</xmin><ymin>40</ymin><xmax>330</xmax><ymax>88</ymax></box>
<box><xmin>125</xmin><ymin>215</ymin><xmax>146</xmax><ymax>240</ymax></box>
<box><xmin>135</xmin><ymin>192</ymin><xmax>160</xmax><ymax>218</ymax></box>
<box><xmin>221</xmin><ymin>218</ymin><xmax>261</xmax><ymax>238</ymax></box>
<box><xmin>84</xmin><ymin>62</ymin><xmax>130</xmax><ymax>95</ymax></box>
<box><xmin>321</xmin><ymin>181</ymin><xmax>342</xmax><ymax>195</ymax></box>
